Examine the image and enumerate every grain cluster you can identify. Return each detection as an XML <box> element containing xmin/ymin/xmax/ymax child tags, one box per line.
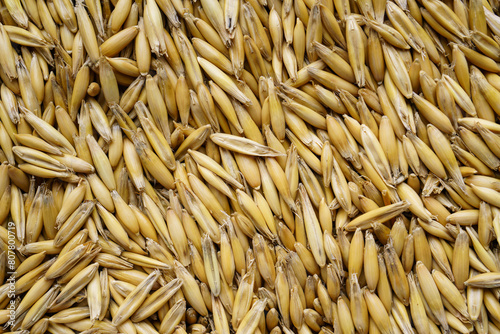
<box><xmin>0</xmin><ymin>0</ymin><xmax>499</xmax><ymax>332</ymax></box>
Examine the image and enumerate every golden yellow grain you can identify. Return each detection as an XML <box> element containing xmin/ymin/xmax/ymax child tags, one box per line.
<box><xmin>4</xmin><ymin>0</ymin><xmax>500</xmax><ymax>330</ymax></box>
